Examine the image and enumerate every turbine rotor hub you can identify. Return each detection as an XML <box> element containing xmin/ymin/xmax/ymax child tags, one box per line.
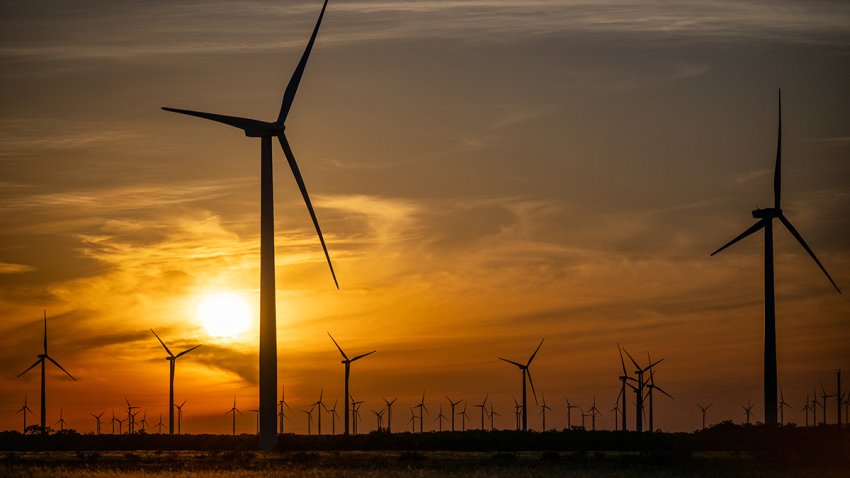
<box><xmin>752</xmin><ymin>207</ymin><xmax>780</xmax><ymax>219</ymax></box>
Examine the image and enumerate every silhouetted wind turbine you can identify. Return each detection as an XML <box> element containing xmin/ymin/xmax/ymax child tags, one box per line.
<box><xmin>303</xmin><ymin>407</ymin><xmax>315</xmax><ymax>435</ymax></box>
<box><xmin>617</xmin><ymin>343</ymin><xmax>637</xmax><ymax>431</ymax></box>
<box><xmin>155</xmin><ymin>413</ymin><xmax>165</xmax><ymax>434</ymax></box>
<box><xmin>382</xmin><ymin>397</ymin><xmax>398</xmax><ymax>433</ymax></box>
<box><xmin>56</xmin><ymin>408</ymin><xmax>66</xmax><ymax>431</ymax></box>
<box><xmin>697</xmin><ymin>404</ymin><xmax>711</xmax><ymax>430</ymax></box>
<box><xmin>312</xmin><ymin>388</ymin><xmax>326</xmax><ymax>435</ymax></box>
<box><xmin>138</xmin><ymin>411</ymin><xmax>148</xmax><ymax>433</ymax></box>
<box><xmin>17</xmin><ymin>394</ymin><xmax>33</xmax><ymax>433</ymax></box>
<box><xmin>778</xmin><ymin>389</ymin><xmax>791</xmax><ymax>426</ymax></box>
<box><xmin>802</xmin><ymin>395</ymin><xmax>811</xmax><ymax>427</ymax></box>
<box><xmin>414</xmin><ymin>392</ymin><xmax>429</xmax><ymax>433</ymax></box>
<box><xmin>539</xmin><ymin>394</ymin><xmax>552</xmax><ymax>431</ymax></box>
<box><xmin>498</xmin><ymin>338</ymin><xmax>544</xmax><ymax>431</ymax></box>
<box><xmin>163</xmin><ymin>0</ymin><xmax>338</xmax><ymax>451</ymax></box>
<box><xmin>226</xmin><ymin>397</ymin><xmax>242</xmax><ymax>435</ymax></box>
<box><xmin>329</xmin><ymin>333</ymin><xmax>375</xmax><ymax>435</ymax></box>
<box><xmin>90</xmin><ymin>411</ymin><xmax>104</xmax><ymax>435</ymax></box>
<box><xmin>590</xmin><ymin>396</ymin><xmax>600</xmax><ymax>431</ymax></box>
<box><xmin>110</xmin><ymin>410</ymin><xmax>119</xmax><ymax>435</ymax></box>
<box><xmin>474</xmin><ymin>394</ymin><xmax>488</xmax><ymax>430</ymax></box>
<box><xmin>459</xmin><ymin>403</ymin><xmax>469</xmax><ymax>432</ymax></box>
<box><xmin>742</xmin><ymin>402</ymin><xmax>755</xmax><ymax>425</ymax></box>
<box><xmin>645</xmin><ymin>355</ymin><xmax>673</xmax><ymax>432</ymax></box>
<box><xmin>17</xmin><ymin>311</ymin><xmax>77</xmax><ymax>432</ymax></box>
<box><xmin>446</xmin><ymin>396</ymin><xmax>462</xmax><ymax>432</ymax></box>
<box><xmin>819</xmin><ymin>382</ymin><xmax>833</xmax><ymax>425</ymax></box>
<box><xmin>278</xmin><ymin>385</ymin><xmax>291</xmax><ymax>434</ymax></box>
<box><xmin>327</xmin><ymin>399</ymin><xmax>340</xmax><ymax>435</ymax></box>
<box><xmin>150</xmin><ymin>329</ymin><xmax>200</xmax><ymax>435</ymax></box>
<box><xmin>711</xmin><ymin>90</ymin><xmax>841</xmax><ymax>426</ymax></box>
<box><xmin>811</xmin><ymin>390</ymin><xmax>820</xmax><ymax>426</ymax></box>
<box><xmin>351</xmin><ymin>397</ymin><xmax>364</xmax><ymax>434</ymax></box>
<box><xmin>564</xmin><ymin>397</ymin><xmax>577</xmax><ymax>429</ymax></box>
<box><xmin>488</xmin><ymin>402</ymin><xmax>499</xmax><ymax>431</ymax></box>
<box><xmin>372</xmin><ymin>408</ymin><xmax>385</xmax><ymax>430</ymax></box>
<box><xmin>512</xmin><ymin>396</ymin><xmax>521</xmax><ymax>430</ymax></box>
<box><xmin>434</xmin><ymin>405</ymin><xmax>446</xmax><ymax>432</ymax></box>
<box><xmin>175</xmin><ymin>400</ymin><xmax>187</xmax><ymax>434</ymax></box>
<box><xmin>622</xmin><ymin>347</ymin><xmax>662</xmax><ymax>433</ymax></box>
<box><xmin>124</xmin><ymin>396</ymin><xmax>140</xmax><ymax>434</ymax></box>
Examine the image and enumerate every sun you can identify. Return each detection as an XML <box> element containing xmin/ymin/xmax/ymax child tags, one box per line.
<box><xmin>196</xmin><ymin>292</ymin><xmax>253</xmax><ymax>338</ymax></box>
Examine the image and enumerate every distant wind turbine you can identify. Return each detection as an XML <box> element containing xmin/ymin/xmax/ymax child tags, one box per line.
<box><xmin>778</xmin><ymin>389</ymin><xmax>791</xmax><ymax>426</ymax></box>
<box><xmin>697</xmin><ymin>404</ymin><xmax>711</xmax><ymax>430</ymax></box>
<box><xmin>564</xmin><ymin>397</ymin><xmax>577</xmax><ymax>430</ymax></box>
<box><xmin>162</xmin><ymin>0</ymin><xmax>339</xmax><ymax>451</ymax></box>
<box><xmin>711</xmin><ymin>90</ymin><xmax>841</xmax><ymax>426</ymax></box>
<box><xmin>226</xmin><ymin>397</ymin><xmax>242</xmax><ymax>435</ymax></box>
<box><xmin>446</xmin><ymin>396</ymin><xmax>463</xmax><ymax>432</ymax></box>
<box><xmin>278</xmin><ymin>385</ymin><xmax>291</xmax><ymax>434</ymax></box>
<box><xmin>498</xmin><ymin>338</ymin><xmax>544</xmax><ymax>431</ymax></box>
<box><xmin>617</xmin><ymin>343</ymin><xmax>637</xmax><ymax>431</ymax></box>
<box><xmin>414</xmin><ymin>392</ymin><xmax>429</xmax><ymax>433</ymax></box>
<box><xmin>382</xmin><ymin>397</ymin><xmax>398</xmax><ymax>433</ymax></box>
<box><xmin>327</xmin><ymin>399</ymin><xmax>340</xmax><ymax>434</ymax></box>
<box><xmin>151</xmin><ymin>329</ymin><xmax>200</xmax><ymax>435</ymax></box>
<box><xmin>17</xmin><ymin>394</ymin><xmax>33</xmax><ymax>433</ymax></box>
<box><xmin>539</xmin><ymin>394</ymin><xmax>552</xmax><ymax>431</ymax></box>
<box><xmin>589</xmin><ymin>396</ymin><xmax>600</xmax><ymax>431</ymax></box>
<box><xmin>17</xmin><ymin>311</ymin><xmax>77</xmax><ymax>432</ymax></box>
<box><xmin>155</xmin><ymin>413</ymin><xmax>165</xmax><ymax>434</ymax></box>
<box><xmin>434</xmin><ymin>405</ymin><xmax>446</xmax><ymax>432</ymax></box>
<box><xmin>56</xmin><ymin>408</ymin><xmax>66</xmax><ymax>431</ymax></box>
<box><xmin>312</xmin><ymin>388</ymin><xmax>326</xmax><ymax>435</ymax></box>
<box><xmin>645</xmin><ymin>353</ymin><xmax>673</xmax><ymax>432</ymax></box>
<box><xmin>329</xmin><ymin>333</ymin><xmax>375</xmax><ymax>435</ymax></box>
<box><xmin>124</xmin><ymin>396</ymin><xmax>140</xmax><ymax>434</ymax></box>
<box><xmin>90</xmin><ymin>411</ymin><xmax>104</xmax><ymax>435</ymax></box>
<box><xmin>820</xmin><ymin>382</ymin><xmax>833</xmax><ymax>425</ymax></box>
<box><xmin>459</xmin><ymin>403</ymin><xmax>469</xmax><ymax>432</ymax></box>
<box><xmin>175</xmin><ymin>400</ymin><xmax>187</xmax><ymax>434</ymax></box>
<box><xmin>622</xmin><ymin>347</ymin><xmax>662</xmax><ymax>433</ymax></box>
<box><xmin>742</xmin><ymin>402</ymin><xmax>755</xmax><ymax>425</ymax></box>
<box><xmin>372</xmin><ymin>408</ymin><xmax>385</xmax><ymax>431</ymax></box>
<box><xmin>474</xmin><ymin>394</ymin><xmax>489</xmax><ymax>430</ymax></box>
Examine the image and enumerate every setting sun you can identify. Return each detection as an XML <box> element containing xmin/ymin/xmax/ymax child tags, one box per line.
<box><xmin>196</xmin><ymin>292</ymin><xmax>253</xmax><ymax>338</ymax></box>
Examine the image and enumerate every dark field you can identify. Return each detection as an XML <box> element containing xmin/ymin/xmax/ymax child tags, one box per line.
<box><xmin>2</xmin><ymin>425</ymin><xmax>847</xmax><ymax>477</ymax></box>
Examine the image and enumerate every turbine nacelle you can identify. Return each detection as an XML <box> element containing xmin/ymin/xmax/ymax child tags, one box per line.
<box><xmin>752</xmin><ymin>208</ymin><xmax>780</xmax><ymax>219</ymax></box>
<box><xmin>244</xmin><ymin>122</ymin><xmax>285</xmax><ymax>138</ymax></box>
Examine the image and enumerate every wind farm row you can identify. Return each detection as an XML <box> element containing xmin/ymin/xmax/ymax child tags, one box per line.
<box><xmin>11</xmin><ymin>313</ymin><xmax>848</xmax><ymax>436</ymax></box>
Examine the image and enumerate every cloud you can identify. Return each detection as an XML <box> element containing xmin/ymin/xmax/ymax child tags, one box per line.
<box><xmin>0</xmin><ymin>262</ymin><xmax>35</xmax><ymax>274</ymax></box>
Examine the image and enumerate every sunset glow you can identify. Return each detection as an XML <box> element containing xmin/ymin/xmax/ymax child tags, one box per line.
<box><xmin>196</xmin><ymin>292</ymin><xmax>253</xmax><ymax>339</ymax></box>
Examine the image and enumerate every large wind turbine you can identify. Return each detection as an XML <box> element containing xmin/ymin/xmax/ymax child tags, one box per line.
<box><xmin>17</xmin><ymin>311</ymin><xmax>77</xmax><ymax>432</ymax></box>
<box><xmin>151</xmin><ymin>329</ymin><xmax>200</xmax><ymax>435</ymax></box>
<box><xmin>328</xmin><ymin>333</ymin><xmax>375</xmax><ymax>435</ymax></box>
<box><xmin>162</xmin><ymin>0</ymin><xmax>338</xmax><ymax>450</ymax></box>
<box><xmin>711</xmin><ymin>90</ymin><xmax>841</xmax><ymax>426</ymax></box>
<box><xmin>498</xmin><ymin>338</ymin><xmax>544</xmax><ymax>431</ymax></box>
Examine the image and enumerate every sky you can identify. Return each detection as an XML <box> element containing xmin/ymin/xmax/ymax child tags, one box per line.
<box><xmin>1</xmin><ymin>0</ymin><xmax>849</xmax><ymax>435</ymax></box>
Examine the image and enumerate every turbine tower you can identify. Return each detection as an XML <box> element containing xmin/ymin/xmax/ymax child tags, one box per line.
<box><xmin>17</xmin><ymin>394</ymin><xmax>33</xmax><ymax>433</ymax></box>
<box><xmin>17</xmin><ymin>311</ymin><xmax>77</xmax><ymax>432</ymax></box>
<box><xmin>162</xmin><ymin>0</ymin><xmax>338</xmax><ymax>451</ymax></box>
<box><xmin>151</xmin><ymin>329</ymin><xmax>201</xmax><ymax>435</ymax></box>
<box><xmin>711</xmin><ymin>90</ymin><xmax>841</xmax><ymax>426</ymax></box>
<box><xmin>498</xmin><ymin>338</ymin><xmax>544</xmax><ymax>431</ymax></box>
<box><xmin>328</xmin><ymin>333</ymin><xmax>375</xmax><ymax>435</ymax></box>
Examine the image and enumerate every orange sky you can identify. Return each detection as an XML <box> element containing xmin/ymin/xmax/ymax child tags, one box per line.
<box><xmin>1</xmin><ymin>0</ymin><xmax>849</xmax><ymax>435</ymax></box>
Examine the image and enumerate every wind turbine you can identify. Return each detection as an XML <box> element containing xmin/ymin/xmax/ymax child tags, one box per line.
<box><xmin>414</xmin><ymin>392</ymin><xmax>429</xmax><ymax>433</ymax></box>
<box><xmin>802</xmin><ymin>395</ymin><xmax>811</xmax><ymax>427</ymax></box>
<box><xmin>382</xmin><ymin>397</ymin><xmax>398</xmax><ymax>433</ymax></box>
<box><xmin>151</xmin><ymin>329</ymin><xmax>200</xmax><ymax>435</ymax></box>
<box><xmin>811</xmin><ymin>390</ymin><xmax>820</xmax><ymax>425</ymax></box>
<box><xmin>498</xmin><ymin>338</ymin><xmax>544</xmax><ymax>431</ymax></box>
<box><xmin>90</xmin><ymin>411</ymin><xmax>104</xmax><ymax>435</ymax></box>
<box><xmin>711</xmin><ymin>90</ymin><xmax>841</xmax><ymax>426</ymax></box>
<box><xmin>512</xmin><ymin>396</ymin><xmax>521</xmax><ymax>430</ymax></box>
<box><xmin>458</xmin><ymin>403</ymin><xmax>469</xmax><ymax>432</ymax></box>
<box><xmin>446</xmin><ymin>396</ymin><xmax>462</xmax><ymax>432</ymax></box>
<box><xmin>372</xmin><ymin>408</ymin><xmax>385</xmax><ymax>431</ymax></box>
<box><xmin>617</xmin><ymin>343</ymin><xmax>637</xmax><ymax>431</ymax></box>
<box><xmin>124</xmin><ymin>396</ymin><xmax>140</xmax><ymax>434</ymax></box>
<box><xmin>742</xmin><ymin>402</ymin><xmax>755</xmax><ymax>425</ymax></box>
<box><xmin>589</xmin><ymin>396</ymin><xmax>600</xmax><ymax>431</ymax></box>
<box><xmin>645</xmin><ymin>354</ymin><xmax>673</xmax><ymax>432</ymax></box>
<box><xmin>351</xmin><ymin>397</ymin><xmax>364</xmax><ymax>434</ymax></box>
<box><xmin>311</xmin><ymin>388</ymin><xmax>326</xmax><ymax>435</ymax></box>
<box><xmin>278</xmin><ymin>385</ymin><xmax>291</xmax><ymax>434</ymax></box>
<box><xmin>162</xmin><ymin>0</ymin><xmax>339</xmax><ymax>451</ymax></box>
<box><xmin>175</xmin><ymin>400</ymin><xmax>187</xmax><ymax>434</ymax></box>
<box><xmin>226</xmin><ymin>397</ymin><xmax>242</xmax><ymax>435</ymax></box>
<box><xmin>488</xmin><ymin>402</ymin><xmax>499</xmax><ymax>431</ymax></box>
<box><xmin>155</xmin><ymin>413</ymin><xmax>166</xmax><ymax>434</ymax></box>
<box><xmin>328</xmin><ymin>333</ymin><xmax>375</xmax><ymax>435</ymax></box>
<box><xmin>327</xmin><ymin>399</ymin><xmax>340</xmax><ymax>435</ymax></box>
<box><xmin>17</xmin><ymin>311</ymin><xmax>77</xmax><ymax>432</ymax></box>
<box><xmin>778</xmin><ymin>389</ymin><xmax>791</xmax><ymax>426</ymax></box>
<box><xmin>434</xmin><ymin>405</ymin><xmax>447</xmax><ymax>432</ymax></box>
<box><xmin>564</xmin><ymin>397</ymin><xmax>577</xmax><ymax>430</ymax></box>
<box><xmin>17</xmin><ymin>394</ymin><xmax>33</xmax><ymax>433</ymax></box>
<box><xmin>303</xmin><ymin>407</ymin><xmax>315</xmax><ymax>435</ymax></box>
<box><xmin>138</xmin><ymin>411</ymin><xmax>148</xmax><ymax>433</ymax></box>
<box><xmin>56</xmin><ymin>408</ymin><xmax>66</xmax><ymax>431</ymax></box>
<box><xmin>820</xmin><ymin>382</ymin><xmax>833</xmax><ymax>425</ymax></box>
<box><xmin>697</xmin><ymin>404</ymin><xmax>711</xmax><ymax>430</ymax></box>
<box><xmin>539</xmin><ymin>394</ymin><xmax>552</xmax><ymax>431</ymax></box>
<box><xmin>110</xmin><ymin>410</ymin><xmax>119</xmax><ymax>435</ymax></box>
<box><xmin>474</xmin><ymin>394</ymin><xmax>488</xmax><ymax>430</ymax></box>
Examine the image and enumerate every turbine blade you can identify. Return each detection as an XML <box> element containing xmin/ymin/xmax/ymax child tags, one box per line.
<box><xmin>175</xmin><ymin>344</ymin><xmax>202</xmax><ymax>358</ymax></box>
<box><xmin>526</xmin><ymin>338</ymin><xmax>544</xmax><ymax>366</ymax></box>
<box><xmin>617</xmin><ymin>342</ymin><xmax>628</xmax><ymax>375</ymax></box>
<box><xmin>621</xmin><ymin>347</ymin><xmax>640</xmax><ymax>370</ymax></box>
<box><xmin>778</xmin><ymin>214</ymin><xmax>841</xmax><ymax>293</ymax></box>
<box><xmin>17</xmin><ymin>358</ymin><xmax>42</xmax><ymax>378</ymax></box>
<box><xmin>710</xmin><ymin>220</ymin><xmax>765</xmax><ymax>256</ymax></box>
<box><xmin>161</xmin><ymin>107</ymin><xmax>270</xmax><ymax>132</ymax></box>
<box><xmin>278</xmin><ymin>133</ymin><xmax>338</xmax><ymax>288</ymax></box>
<box><xmin>527</xmin><ymin>369</ymin><xmax>539</xmax><ymax>405</ymax></box>
<box><xmin>46</xmin><ymin>355</ymin><xmax>77</xmax><ymax>381</ymax></box>
<box><xmin>277</xmin><ymin>0</ymin><xmax>330</xmax><ymax>124</ymax></box>
<box><xmin>150</xmin><ymin>329</ymin><xmax>174</xmax><ymax>357</ymax></box>
<box><xmin>498</xmin><ymin>357</ymin><xmax>524</xmax><ymax>368</ymax></box>
<box><xmin>43</xmin><ymin>310</ymin><xmax>48</xmax><ymax>354</ymax></box>
<box><xmin>350</xmin><ymin>350</ymin><xmax>376</xmax><ymax>362</ymax></box>
<box><xmin>643</xmin><ymin>357</ymin><xmax>665</xmax><ymax>373</ymax></box>
<box><xmin>774</xmin><ymin>88</ymin><xmax>782</xmax><ymax>209</ymax></box>
<box><xmin>655</xmin><ymin>385</ymin><xmax>674</xmax><ymax>399</ymax></box>
<box><xmin>327</xmin><ymin>332</ymin><xmax>349</xmax><ymax>360</ymax></box>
